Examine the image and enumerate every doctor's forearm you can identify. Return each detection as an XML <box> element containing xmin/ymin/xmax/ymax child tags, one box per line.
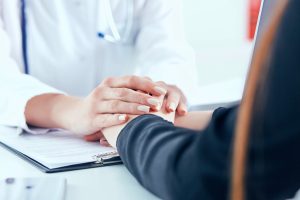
<box><xmin>25</xmin><ymin>94</ymin><xmax>81</xmax><ymax>130</ymax></box>
<box><xmin>23</xmin><ymin>75</ymin><xmax>170</xmax><ymax>135</ymax></box>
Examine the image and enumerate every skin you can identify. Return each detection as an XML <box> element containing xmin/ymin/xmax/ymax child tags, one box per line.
<box><xmin>25</xmin><ymin>76</ymin><xmax>188</xmax><ymax>136</ymax></box>
<box><xmin>174</xmin><ymin>111</ymin><xmax>212</xmax><ymax>130</ymax></box>
<box><xmin>101</xmin><ymin>100</ymin><xmax>176</xmax><ymax>148</ymax></box>
<box><xmin>88</xmin><ymin>103</ymin><xmax>213</xmax><ymax>148</ymax></box>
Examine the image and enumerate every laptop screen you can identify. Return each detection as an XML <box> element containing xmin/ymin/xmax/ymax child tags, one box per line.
<box><xmin>252</xmin><ymin>0</ymin><xmax>279</xmax><ymax>54</ymax></box>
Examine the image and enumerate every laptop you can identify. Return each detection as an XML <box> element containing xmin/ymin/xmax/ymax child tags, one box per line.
<box><xmin>251</xmin><ymin>0</ymin><xmax>279</xmax><ymax>62</ymax></box>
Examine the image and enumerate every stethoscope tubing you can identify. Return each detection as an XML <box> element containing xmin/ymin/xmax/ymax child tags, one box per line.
<box><xmin>98</xmin><ymin>0</ymin><xmax>134</xmax><ymax>43</ymax></box>
<box><xmin>20</xmin><ymin>0</ymin><xmax>29</xmax><ymax>74</ymax></box>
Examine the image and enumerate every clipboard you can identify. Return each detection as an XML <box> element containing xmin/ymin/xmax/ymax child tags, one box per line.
<box><xmin>0</xmin><ymin>142</ymin><xmax>122</xmax><ymax>173</ymax></box>
<box><xmin>0</xmin><ymin>141</ymin><xmax>122</xmax><ymax>173</ymax></box>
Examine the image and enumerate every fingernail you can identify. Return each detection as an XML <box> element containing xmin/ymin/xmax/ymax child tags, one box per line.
<box><xmin>137</xmin><ymin>105</ymin><xmax>150</xmax><ymax>113</ymax></box>
<box><xmin>169</xmin><ymin>102</ymin><xmax>176</xmax><ymax>112</ymax></box>
<box><xmin>154</xmin><ymin>86</ymin><xmax>167</xmax><ymax>95</ymax></box>
<box><xmin>147</xmin><ymin>98</ymin><xmax>161</xmax><ymax>107</ymax></box>
<box><xmin>118</xmin><ymin>114</ymin><xmax>127</xmax><ymax>121</ymax></box>
<box><xmin>100</xmin><ymin>139</ymin><xmax>109</xmax><ymax>146</ymax></box>
<box><xmin>179</xmin><ymin>108</ymin><xmax>188</xmax><ymax>115</ymax></box>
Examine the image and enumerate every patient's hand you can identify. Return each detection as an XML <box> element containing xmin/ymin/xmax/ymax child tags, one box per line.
<box><xmin>100</xmin><ymin>100</ymin><xmax>175</xmax><ymax>148</ymax></box>
<box><xmin>84</xmin><ymin>131</ymin><xmax>111</xmax><ymax>147</ymax></box>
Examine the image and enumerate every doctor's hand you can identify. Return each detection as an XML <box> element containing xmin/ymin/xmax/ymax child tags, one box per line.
<box><xmin>25</xmin><ymin>76</ymin><xmax>167</xmax><ymax>136</ymax></box>
<box><xmin>155</xmin><ymin>81</ymin><xmax>188</xmax><ymax>116</ymax></box>
<box><xmin>63</xmin><ymin>76</ymin><xmax>169</xmax><ymax>135</ymax></box>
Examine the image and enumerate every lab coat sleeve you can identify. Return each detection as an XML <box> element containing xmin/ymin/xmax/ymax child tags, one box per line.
<box><xmin>0</xmin><ymin>11</ymin><xmax>64</xmax><ymax>135</ymax></box>
<box><xmin>134</xmin><ymin>0</ymin><xmax>198</xmax><ymax>98</ymax></box>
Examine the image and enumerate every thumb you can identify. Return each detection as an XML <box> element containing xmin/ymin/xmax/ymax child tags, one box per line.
<box><xmin>84</xmin><ymin>131</ymin><xmax>103</xmax><ymax>142</ymax></box>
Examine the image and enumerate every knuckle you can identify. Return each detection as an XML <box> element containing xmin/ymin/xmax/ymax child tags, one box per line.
<box><xmin>156</xmin><ymin>81</ymin><xmax>166</xmax><ymax>86</ymax></box>
<box><xmin>169</xmin><ymin>84</ymin><xmax>176</xmax><ymax>89</ymax></box>
<box><xmin>115</xmin><ymin>89</ymin><xmax>127</xmax><ymax>98</ymax></box>
<box><xmin>144</xmin><ymin>76</ymin><xmax>152</xmax><ymax>81</ymax></box>
<box><xmin>109</xmin><ymin>100</ymin><xmax>119</xmax><ymax>110</ymax></box>
<box><xmin>92</xmin><ymin>86</ymin><xmax>105</xmax><ymax>98</ymax></box>
<box><xmin>169</xmin><ymin>84</ymin><xmax>179</xmax><ymax>92</ymax></box>
<box><xmin>127</xmin><ymin>75</ymin><xmax>138</xmax><ymax>86</ymax></box>
<box><xmin>91</xmin><ymin>89</ymin><xmax>99</xmax><ymax>99</ymax></box>
<box><xmin>128</xmin><ymin>104</ymin><xmax>137</xmax><ymax>113</ymax></box>
<box><xmin>102</xmin><ymin>77</ymin><xmax>114</xmax><ymax>86</ymax></box>
<box><xmin>173</xmin><ymin>85</ymin><xmax>180</xmax><ymax>91</ymax></box>
<box><xmin>169</xmin><ymin>92</ymin><xmax>180</xmax><ymax>100</ymax></box>
<box><xmin>137</xmin><ymin>94</ymin><xmax>147</xmax><ymax>104</ymax></box>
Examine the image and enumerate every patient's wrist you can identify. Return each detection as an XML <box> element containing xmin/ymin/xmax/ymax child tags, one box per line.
<box><xmin>102</xmin><ymin>115</ymin><xmax>138</xmax><ymax>148</ymax></box>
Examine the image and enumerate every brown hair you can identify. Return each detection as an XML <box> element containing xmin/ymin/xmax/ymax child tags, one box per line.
<box><xmin>231</xmin><ymin>1</ymin><xmax>289</xmax><ymax>199</ymax></box>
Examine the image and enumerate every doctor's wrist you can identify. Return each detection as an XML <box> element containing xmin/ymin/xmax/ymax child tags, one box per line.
<box><xmin>24</xmin><ymin>93</ymin><xmax>80</xmax><ymax>130</ymax></box>
<box><xmin>51</xmin><ymin>94</ymin><xmax>84</xmax><ymax>131</ymax></box>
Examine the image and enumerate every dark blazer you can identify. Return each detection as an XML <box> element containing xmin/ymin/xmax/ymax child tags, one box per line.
<box><xmin>116</xmin><ymin>0</ymin><xmax>300</xmax><ymax>199</ymax></box>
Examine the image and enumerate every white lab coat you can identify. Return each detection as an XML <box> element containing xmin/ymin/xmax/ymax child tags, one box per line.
<box><xmin>0</xmin><ymin>0</ymin><xmax>198</xmax><ymax>134</ymax></box>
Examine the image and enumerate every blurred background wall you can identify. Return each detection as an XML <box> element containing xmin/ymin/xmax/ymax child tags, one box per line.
<box><xmin>182</xmin><ymin>0</ymin><xmax>254</xmax><ymax>87</ymax></box>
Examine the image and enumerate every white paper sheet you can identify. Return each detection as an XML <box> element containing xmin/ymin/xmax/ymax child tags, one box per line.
<box><xmin>0</xmin><ymin>127</ymin><xmax>116</xmax><ymax>169</ymax></box>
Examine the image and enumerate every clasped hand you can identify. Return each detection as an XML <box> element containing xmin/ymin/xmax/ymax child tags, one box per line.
<box><xmin>82</xmin><ymin>76</ymin><xmax>187</xmax><ymax>147</ymax></box>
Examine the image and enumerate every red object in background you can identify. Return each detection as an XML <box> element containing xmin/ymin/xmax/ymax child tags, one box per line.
<box><xmin>248</xmin><ymin>0</ymin><xmax>262</xmax><ymax>40</ymax></box>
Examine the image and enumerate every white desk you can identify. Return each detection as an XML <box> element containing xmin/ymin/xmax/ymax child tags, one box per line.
<box><xmin>0</xmin><ymin>144</ymin><xmax>159</xmax><ymax>200</ymax></box>
<box><xmin>0</xmin><ymin>78</ymin><xmax>245</xmax><ymax>200</ymax></box>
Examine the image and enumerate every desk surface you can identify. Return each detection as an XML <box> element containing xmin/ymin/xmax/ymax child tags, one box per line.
<box><xmin>0</xmin><ymin>79</ymin><xmax>246</xmax><ymax>200</ymax></box>
<box><xmin>0</xmin><ymin>145</ymin><xmax>159</xmax><ymax>200</ymax></box>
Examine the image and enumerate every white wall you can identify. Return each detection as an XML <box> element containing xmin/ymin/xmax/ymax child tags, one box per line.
<box><xmin>182</xmin><ymin>0</ymin><xmax>253</xmax><ymax>86</ymax></box>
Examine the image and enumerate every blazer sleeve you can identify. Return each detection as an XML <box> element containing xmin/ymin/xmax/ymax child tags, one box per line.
<box><xmin>245</xmin><ymin>0</ymin><xmax>300</xmax><ymax>198</ymax></box>
<box><xmin>117</xmin><ymin>107</ymin><xmax>237</xmax><ymax>200</ymax></box>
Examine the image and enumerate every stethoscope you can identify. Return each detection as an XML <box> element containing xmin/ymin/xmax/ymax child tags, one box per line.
<box><xmin>20</xmin><ymin>0</ymin><xmax>134</xmax><ymax>74</ymax></box>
